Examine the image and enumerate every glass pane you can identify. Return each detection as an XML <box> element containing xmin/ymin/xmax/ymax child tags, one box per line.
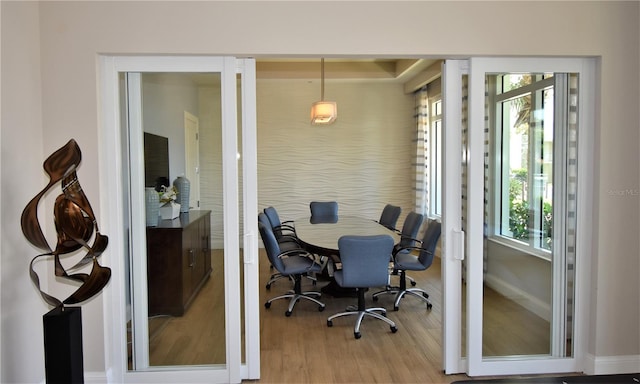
<box><xmin>237</xmin><ymin>73</ymin><xmax>247</xmax><ymax>365</ymax></box>
<box><xmin>499</xmin><ymin>74</ymin><xmax>532</xmax><ymax>93</ymax></box>
<box><xmin>127</xmin><ymin>72</ymin><xmax>226</xmax><ymax>369</ymax></box>
<box><xmin>482</xmin><ymin>72</ymin><xmax>577</xmax><ymax>359</ymax></box>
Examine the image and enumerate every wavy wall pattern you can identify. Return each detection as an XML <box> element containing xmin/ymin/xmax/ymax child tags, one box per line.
<box><xmin>199</xmin><ymin>79</ymin><xmax>417</xmax><ymax>247</ymax></box>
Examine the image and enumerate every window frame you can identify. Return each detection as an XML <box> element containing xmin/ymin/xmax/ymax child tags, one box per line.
<box><xmin>489</xmin><ymin>74</ymin><xmax>556</xmax><ymax>260</ymax></box>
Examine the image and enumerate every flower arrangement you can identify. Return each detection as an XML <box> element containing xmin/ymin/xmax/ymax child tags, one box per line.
<box><xmin>158</xmin><ymin>185</ymin><xmax>178</xmax><ymax>205</ymax></box>
<box><xmin>158</xmin><ymin>185</ymin><xmax>181</xmax><ymax>220</ymax></box>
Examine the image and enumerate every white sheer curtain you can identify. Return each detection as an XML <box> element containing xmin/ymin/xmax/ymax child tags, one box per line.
<box><xmin>414</xmin><ymin>87</ymin><xmax>429</xmax><ymax>216</ymax></box>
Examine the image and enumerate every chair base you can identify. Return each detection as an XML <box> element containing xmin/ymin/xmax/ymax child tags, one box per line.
<box><xmin>265</xmin><ymin>290</ymin><xmax>325</xmax><ymax>316</ymax></box>
<box><xmin>372</xmin><ymin>270</ymin><xmax>433</xmax><ymax>311</ymax></box>
<box><xmin>326</xmin><ymin>287</ymin><xmax>398</xmax><ymax>339</ymax></box>
<box><xmin>390</xmin><ymin>268</ymin><xmax>417</xmax><ymax>286</ymax></box>
<box><xmin>327</xmin><ymin>308</ymin><xmax>397</xmax><ymax>339</ymax></box>
<box><xmin>264</xmin><ymin>275</ymin><xmax>325</xmax><ymax>316</ymax></box>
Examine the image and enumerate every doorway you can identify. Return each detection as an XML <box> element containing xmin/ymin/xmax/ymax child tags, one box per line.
<box><xmin>100</xmin><ymin>56</ymin><xmax>259</xmax><ymax>383</ymax></box>
<box><xmin>442</xmin><ymin>58</ymin><xmax>595</xmax><ymax>376</ymax></box>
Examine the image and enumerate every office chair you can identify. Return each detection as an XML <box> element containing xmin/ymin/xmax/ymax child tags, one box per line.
<box><xmin>393</xmin><ymin>211</ymin><xmax>424</xmax><ymax>253</ymax></box>
<box><xmin>373</xmin><ymin>219</ymin><xmax>441</xmax><ymax>311</ymax></box>
<box><xmin>263</xmin><ymin>206</ymin><xmax>297</xmax><ymax>242</ymax></box>
<box><xmin>258</xmin><ymin>221</ymin><xmax>325</xmax><ymax>316</ymax></box>
<box><xmin>259</xmin><ymin>212</ymin><xmax>316</xmax><ymax>289</ymax></box>
<box><xmin>377</xmin><ymin>204</ymin><xmax>401</xmax><ymax>230</ymax></box>
<box><xmin>309</xmin><ymin>201</ymin><xmax>339</xmax><ymax>223</ymax></box>
<box><xmin>327</xmin><ymin>235</ymin><xmax>398</xmax><ymax>339</ymax></box>
<box><xmin>389</xmin><ymin>211</ymin><xmax>424</xmax><ymax>287</ymax></box>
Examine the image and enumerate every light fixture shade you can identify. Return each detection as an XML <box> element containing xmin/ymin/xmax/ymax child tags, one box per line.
<box><xmin>310</xmin><ymin>101</ymin><xmax>337</xmax><ymax>125</ymax></box>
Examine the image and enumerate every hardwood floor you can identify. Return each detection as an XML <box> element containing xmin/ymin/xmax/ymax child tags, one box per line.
<box><xmin>257</xmin><ymin>251</ymin><xmax>468</xmax><ymax>384</ymax></box>
<box><xmin>139</xmin><ymin>248</ymin><xmax>552</xmax><ymax>383</ymax></box>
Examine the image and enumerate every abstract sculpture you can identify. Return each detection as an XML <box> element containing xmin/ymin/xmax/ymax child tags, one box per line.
<box><xmin>21</xmin><ymin>139</ymin><xmax>111</xmax><ymax>383</ymax></box>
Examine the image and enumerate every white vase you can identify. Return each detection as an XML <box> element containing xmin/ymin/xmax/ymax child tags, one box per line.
<box><xmin>145</xmin><ymin>187</ymin><xmax>159</xmax><ymax>226</ymax></box>
<box><xmin>159</xmin><ymin>201</ymin><xmax>181</xmax><ymax>220</ymax></box>
<box><xmin>173</xmin><ymin>176</ymin><xmax>190</xmax><ymax>213</ymax></box>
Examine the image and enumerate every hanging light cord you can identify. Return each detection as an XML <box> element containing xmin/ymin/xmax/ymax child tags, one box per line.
<box><xmin>320</xmin><ymin>58</ymin><xmax>325</xmax><ymax>101</ymax></box>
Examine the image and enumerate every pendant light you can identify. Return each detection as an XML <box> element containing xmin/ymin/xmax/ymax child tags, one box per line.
<box><xmin>310</xmin><ymin>58</ymin><xmax>337</xmax><ymax>125</ymax></box>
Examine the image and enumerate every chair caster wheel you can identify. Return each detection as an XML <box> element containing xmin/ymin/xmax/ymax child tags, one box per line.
<box><xmin>422</xmin><ymin>292</ymin><xmax>429</xmax><ymax>298</ymax></box>
<box><xmin>427</xmin><ymin>303</ymin><xmax>433</xmax><ymax>310</ymax></box>
<box><xmin>391</xmin><ymin>326</ymin><xmax>398</xmax><ymax>333</ymax></box>
<box><xmin>265</xmin><ymin>302</ymin><xmax>271</xmax><ymax>309</ymax></box>
<box><xmin>285</xmin><ymin>311</ymin><xmax>292</xmax><ymax>317</ymax></box>
<box><xmin>265</xmin><ymin>284</ymin><xmax>271</xmax><ymax>290</ymax></box>
<box><xmin>327</xmin><ymin>320</ymin><xmax>333</xmax><ymax>327</ymax></box>
<box><xmin>318</xmin><ymin>305</ymin><xmax>325</xmax><ymax>312</ymax></box>
<box><xmin>411</xmin><ymin>281</ymin><xmax>417</xmax><ymax>286</ymax></box>
<box><xmin>393</xmin><ymin>306</ymin><xmax>399</xmax><ymax>311</ymax></box>
<box><xmin>354</xmin><ymin>332</ymin><xmax>361</xmax><ymax>339</ymax></box>
<box><xmin>372</xmin><ymin>296</ymin><xmax>379</xmax><ymax>302</ymax></box>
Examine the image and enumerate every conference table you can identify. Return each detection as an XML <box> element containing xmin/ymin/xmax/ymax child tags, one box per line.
<box><xmin>294</xmin><ymin>215</ymin><xmax>399</xmax><ymax>297</ymax></box>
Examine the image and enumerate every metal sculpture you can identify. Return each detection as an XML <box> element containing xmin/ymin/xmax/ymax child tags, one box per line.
<box><xmin>21</xmin><ymin>139</ymin><xmax>111</xmax><ymax>308</ymax></box>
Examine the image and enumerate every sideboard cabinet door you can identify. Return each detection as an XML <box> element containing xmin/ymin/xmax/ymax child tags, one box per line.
<box><xmin>146</xmin><ymin>210</ymin><xmax>212</xmax><ymax>316</ymax></box>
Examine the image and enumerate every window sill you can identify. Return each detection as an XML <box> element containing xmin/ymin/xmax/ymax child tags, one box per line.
<box><xmin>487</xmin><ymin>236</ymin><xmax>551</xmax><ymax>262</ymax></box>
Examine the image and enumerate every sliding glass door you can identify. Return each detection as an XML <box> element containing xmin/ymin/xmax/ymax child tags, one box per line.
<box><xmin>100</xmin><ymin>56</ymin><xmax>259</xmax><ymax>383</ymax></box>
<box><xmin>442</xmin><ymin>57</ymin><xmax>595</xmax><ymax>376</ymax></box>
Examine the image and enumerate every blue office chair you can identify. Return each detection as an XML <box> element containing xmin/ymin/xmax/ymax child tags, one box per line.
<box><xmin>393</xmin><ymin>211</ymin><xmax>424</xmax><ymax>253</ymax></box>
<box><xmin>327</xmin><ymin>235</ymin><xmax>398</xmax><ymax>339</ymax></box>
<box><xmin>258</xmin><ymin>221</ymin><xmax>325</xmax><ymax>316</ymax></box>
<box><xmin>309</xmin><ymin>201</ymin><xmax>339</xmax><ymax>223</ymax></box>
<box><xmin>264</xmin><ymin>206</ymin><xmax>297</xmax><ymax>242</ymax></box>
<box><xmin>377</xmin><ymin>204</ymin><xmax>401</xmax><ymax>231</ymax></box>
<box><xmin>373</xmin><ymin>219</ymin><xmax>441</xmax><ymax>311</ymax></box>
<box><xmin>390</xmin><ymin>211</ymin><xmax>424</xmax><ymax>287</ymax></box>
<box><xmin>260</xmin><ymin>212</ymin><xmax>317</xmax><ymax>289</ymax></box>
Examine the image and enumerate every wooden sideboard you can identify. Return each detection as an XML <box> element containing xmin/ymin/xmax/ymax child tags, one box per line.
<box><xmin>146</xmin><ymin>210</ymin><xmax>212</xmax><ymax>316</ymax></box>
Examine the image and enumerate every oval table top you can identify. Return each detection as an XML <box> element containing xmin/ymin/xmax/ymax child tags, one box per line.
<box><xmin>294</xmin><ymin>215</ymin><xmax>399</xmax><ymax>255</ymax></box>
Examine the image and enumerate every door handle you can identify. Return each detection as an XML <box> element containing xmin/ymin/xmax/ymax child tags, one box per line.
<box><xmin>452</xmin><ymin>229</ymin><xmax>465</xmax><ymax>260</ymax></box>
<box><xmin>243</xmin><ymin>232</ymin><xmax>255</xmax><ymax>264</ymax></box>
<box><xmin>189</xmin><ymin>249</ymin><xmax>195</xmax><ymax>267</ymax></box>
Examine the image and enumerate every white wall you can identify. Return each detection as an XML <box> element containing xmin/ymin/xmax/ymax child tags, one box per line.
<box><xmin>0</xmin><ymin>3</ymin><xmax>48</xmax><ymax>383</ymax></box>
<box><xmin>1</xmin><ymin>1</ymin><xmax>638</xmax><ymax>382</ymax></box>
<box><xmin>142</xmin><ymin>74</ymin><xmax>200</xmax><ymax>182</ymax></box>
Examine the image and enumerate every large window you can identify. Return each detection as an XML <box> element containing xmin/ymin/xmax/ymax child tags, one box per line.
<box><xmin>415</xmin><ymin>79</ymin><xmax>443</xmax><ymax>220</ymax></box>
<box><xmin>429</xmin><ymin>98</ymin><xmax>442</xmax><ymax>217</ymax></box>
<box><xmin>491</xmin><ymin>74</ymin><xmax>555</xmax><ymax>253</ymax></box>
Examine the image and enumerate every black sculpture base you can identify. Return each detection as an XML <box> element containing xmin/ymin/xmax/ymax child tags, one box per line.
<box><xmin>43</xmin><ymin>306</ymin><xmax>84</xmax><ymax>384</ymax></box>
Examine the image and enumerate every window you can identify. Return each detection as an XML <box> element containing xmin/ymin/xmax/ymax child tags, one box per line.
<box><xmin>491</xmin><ymin>74</ymin><xmax>554</xmax><ymax>253</ymax></box>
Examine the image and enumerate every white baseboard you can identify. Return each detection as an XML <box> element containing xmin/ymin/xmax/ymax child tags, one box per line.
<box><xmin>84</xmin><ymin>371</ymin><xmax>108</xmax><ymax>384</ymax></box>
<box><xmin>484</xmin><ymin>274</ymin><xmax>551</xmax><ymax>321</ymax></box>
<box><xmin>584</xmin><ymin>353</ymin><xmax>640</xmax><ymax>375</ymax></box>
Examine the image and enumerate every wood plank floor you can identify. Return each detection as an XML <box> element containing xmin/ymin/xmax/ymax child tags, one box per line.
<box><xmin>139</xmin><ymin>248</ymin><xmax>553</xmax><ymax>383</ymax></box>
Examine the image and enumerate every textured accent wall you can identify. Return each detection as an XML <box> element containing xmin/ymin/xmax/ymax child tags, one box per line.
<box><xmin>256</xmin><ymin>79</ymin><xmax>416</xmax><ymax>229</ymax></box>
<box><xmin>161</xmin><ymin>77</ymin><xmax>416</xmax><ymax>249</ymax></box>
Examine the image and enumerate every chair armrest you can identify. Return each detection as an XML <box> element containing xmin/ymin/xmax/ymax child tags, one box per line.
<box><xmin>275</xmin><ymin>223</ymin><xmax>297</xmax><ymax>234</ymax></box>
<box><xmin>374</xmin><ymin>219</ymin><xmax>397</xmax><ymax>232</ymax></box>
<box><xmin>392</xmin><ymin>244</ymin><xmax>426</xmax><ymax>257</ymax></box>
<box><xmin>278</xmin><ymin>249</ymin><xmax>313</xmax><ymax>259</ymax></box>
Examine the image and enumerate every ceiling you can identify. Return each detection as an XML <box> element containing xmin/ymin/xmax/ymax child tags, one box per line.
<box><xmin>255</xmin><ymin>58</ymin><xmax>440</xmax><ymax>82</ymax></box>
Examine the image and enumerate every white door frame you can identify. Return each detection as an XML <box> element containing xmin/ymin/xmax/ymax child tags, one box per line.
<box><xmin>184</xmin><ymin>111</ymin><xmax>201</xmax><ymax>210</ymax></box>
<box><xmin>442</xmin><ymin>57</ymin><xmax>595</xmax><ymax>377</ymax></box>
<box><xmin>98</xmin><ymin>55</ymin><xmax>259</xmax><ymax>383</ymax></box>
<box><xmin>442</xmin><ymin>59</ymin><xmax>467</xmax><ymax>374</ymax></box>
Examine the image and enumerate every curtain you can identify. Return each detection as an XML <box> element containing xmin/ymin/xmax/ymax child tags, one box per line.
<box><xmin>414</xmin><ymin>87</ymin><xmax>429</xmax><ymax>216</ymax></box>
<box><xmin>565</xmin><ymin>73</ymin><xmax>579</xmax><ymax>345</ymax></box>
